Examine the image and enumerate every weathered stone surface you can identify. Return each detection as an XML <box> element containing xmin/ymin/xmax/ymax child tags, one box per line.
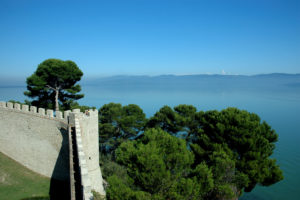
<box><xmin>22</xmin><ymin>104</ymin><xmax>29</xmax><ymax>112</ymax></box>
<box><xmin>72</xmin><ymin>109</ymin><xmax>80</xmax><ymax>113</ymax></box>
<box><xmin>47</xmin><ymin>109</ymin><xmax>54</xmax><ymax>117</ymax></box>
<box><xmin>7</xmin><ymin>102</ymin><xmax>13</xmax><ymax>109</ymax></box>
<box><xmin>0</xmin><ymin>102</ymin><xmax>105</xmax><ymax>196</ymax></box>
<box><xmin>30</xmin><ymin>106</ymin><xmax>37</xmax><ymax>113</ymax></box>
<box><xmin>73</xmin><ymin>110</ymin><xmax>106</xmax><ymax>195</ymax></box>
<box><xmin>14</xmin><ymin>103</ymin><xmax>21</xmax><ymax>110</ymax></box>
<box><xmin>0</xmin><ymin>102</ymin><xmax>6</xmax><ymax>108</ymax></box>
<box><xmin>38</xmin><ymin>108</ymin><xmax>45</xmax><ymax>115</ymax></box>
<box><xmin>64</xmin><ymin>110</ymin><xmax>70</xmax><ymax>120</ymax></box>
<box><xmin>0</xmin><ymin>107</ymin><xmax>69</xmax><ymax>180</ymax></box>
<box><xmin>56</xmin><ymin>111</ymin><xmax>63</xmax><ymax>119</ymax></box>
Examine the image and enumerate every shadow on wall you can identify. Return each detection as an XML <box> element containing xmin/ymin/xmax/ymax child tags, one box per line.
<box><xmin>49</xmin><ymin>127</ymin><xmax>70</xmax><ymax>200</ymax></box>
<box><xmin>20</xmin><ymin>127</ymin><xmax>70</xmax><ymax>200</ymax></box>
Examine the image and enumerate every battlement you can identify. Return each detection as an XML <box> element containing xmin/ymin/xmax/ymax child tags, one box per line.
<box><xmin>0</xmin><ymin>101</ymin><xmax>68</xmax><ymax>121</ymax></box>
<box><xmin>69</xmin><ymin>109</ymin><xmax>106</xmax><ymax>197</ymax></box>
<box><xmin>74</xmin><ymin>116</ymin><xmax>93</xmax><ymax>199</ymax></box>
<box><xmin>0</xmin><ymin>101</ymin><xmax>98</xmax><ymax>123</ymax></box>
<box><xmin>0</xmin><ymin>100</ymin><xmax>105</xmax><ymax>198</ymax></box>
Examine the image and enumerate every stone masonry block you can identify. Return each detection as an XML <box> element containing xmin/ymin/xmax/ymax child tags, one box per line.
<box><xmin>14</xmin><ymin>103</ymin><xmax>21</xmax><ymax>110</ymax></box>
<box><xmin>81</xmin><ymin>167</ymin><xmax>89</xmax><ymax>176</ymax></box>
<box><xmin>79</xmin><ymin>155</ymin><xmax>86</xmax><ymax>164</ymax></box>
<box><xmin>76</xmin><ymin>138</ymin><xmax>82</xmax><ymax>144</ymax></box>
<box><xmin>83</xmin><ymin>183</ymin><xmax>92</xmax><ymax>193</ymax></box>
<box><xmin>79</xmin><ymin>158</ymin><xmax>87</xmax><ymax>166</ymax></box>
<box><xmin>0</xmin><ymin>102</ymin><xmax>6</xmax><ymax>108</ymax></box>
<box><xmin>78</xmin><ymin>143</ymin><xmax>83</xmax><ymax>150</ymax></box>
<box><xmin>7</xmin><ymin>102</ymin><xmax>13</xmax><ymax>109</ymax></box>
<box><xmin>56</xmin><ymin>111</ymin><xmax>63</xmax><ymax>119</ymax></box>
<box><xmin>30</xmin><ymin>106</ymin><xmax>37</xmax><ymax>113</ymax></box>
<box><xmin>72</xmin><ymin>109</ymin><xmax>80</xmax><ymax>113</ymax></box>
<box><xmin>77</xmin><ymin>146</ymin><xmax>84</xmax><ymax>153</ymax></box>
<box><xmin>84</xmin><ymin>192</ymin><xmax>93</xmax><ymax>200</ymax></box>
<box><xmin>22</xmin><ymin>104</ymin><xmax>29</xmax><ymax>112</ymax></box>
<box><xmin>64</xmin><ymin>110</ymin><xmax>70</xmax><ymax>119</ymax></box>
<box><xmin>47</xmin><ymin>109</ymin><xmax>54</xmax><ymax>117</ymax></box>
<box><xmin>38</xmin><ymin>108</ymin><xmax>45</xmax><ymax>115</ymax></box>
<box><xmin>79</xmin><ymin>158</ymin><xmax>86</xmax><ymax>166</ymax></box>
<box><xmin>78</xmin><ymin>152</ymin><xmax>85</xmax><ymax>158</ymax></box>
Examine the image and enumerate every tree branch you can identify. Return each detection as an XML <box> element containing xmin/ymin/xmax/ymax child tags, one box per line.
<box><xmin>46</xmin><ymin>85</ymin><xmax>56</xmax><ymax>90</ymax></box>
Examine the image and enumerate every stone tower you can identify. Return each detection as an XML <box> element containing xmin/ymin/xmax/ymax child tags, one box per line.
<box><xmin>70</xmin><ymin>109</ymin><xmax>106</xmax><ymax>195</ymax></box>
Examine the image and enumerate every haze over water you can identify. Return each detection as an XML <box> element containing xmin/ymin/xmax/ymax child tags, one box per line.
<box><xmin>1</xmin><ymin>74</ymin><xmax>300</xmax><ymax>200</ymax></box>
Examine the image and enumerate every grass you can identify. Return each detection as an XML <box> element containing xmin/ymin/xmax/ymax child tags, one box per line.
<box><xmin>92</xmin><ymin>190</ymin><xmax>106</xmax><ymax>200</ymax></box>
<box><xmin>0</xmin><ymin>152</ymin><xmax>50</xmax><ymax>200</ymax></box>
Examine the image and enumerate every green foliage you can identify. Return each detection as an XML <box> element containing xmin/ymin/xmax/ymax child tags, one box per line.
<box><xmin>92</xmin><ymin>190</ymin><xmax>106</xmax><ymax>200</ymax></box>
<box><xmin>69</xmin><ymin>101</ymin><xmax>96</xmax><ymax>112</ymax></box>
<box><xmin>102</xmin><ymin>104</ymin><xmax>283</xmax><ymax>199</ymax></box>
<box><xmin>24</xmin><ymin>58</ymin><xmax>84</xmax><ymax>110</ymax></box>
<box><xmin>190</xmin><ymin>107</ymin><xmax>283</xmax><ymax>192</ymax></box>
<box><xmin>147</xmin><ymin>105</ymin><xmax>183</xmax><ymax>135</ymax></box>
<box><xmin>8</xmin><ymin>100</ymin><xmax>26</xmax><ymax>105</ymax></box>
<box><xmin>106</xmin><ymin>175</ymin><xmax>151</xmax><ymax>200</ymax></box>
<box><xmin>100</xmin><ymin>154</ymin><xmax>128</xmax><ymax>181</ymax></box>
<box><xmin>107</xmin><ymin>128</ymin><xmax>217</xmax><ymax>200</ymax></box>
<box><xmin>99</xmin><ymin>103</ymin><xmax>147</xmax><ymax>154</ymax></box>
<box><xmin>147</xmin><ymin>104</ymin><xmax>200</xmax><ymax>140</ymax></box>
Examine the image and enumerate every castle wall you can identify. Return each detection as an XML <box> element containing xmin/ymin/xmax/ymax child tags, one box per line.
<box><xmin>0</xmin><ymin>102</ymin><xmax>69</xmax><ymax>180</ymax></box>
<box><xmin>0</xmin><ymin>102</ymin><xmax>106</xmax><ymax>197</ymax></box>
<box><xmin>70</xmin><ymin>109</ymin><xmax>106</xmax><ymax>196</ymax></box>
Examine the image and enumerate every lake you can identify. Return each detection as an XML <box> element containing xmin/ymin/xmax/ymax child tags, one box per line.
<box><xmin>1</xmin><ymin>74</ymin><xmax>300</xmax><ymax>199</ymax></box>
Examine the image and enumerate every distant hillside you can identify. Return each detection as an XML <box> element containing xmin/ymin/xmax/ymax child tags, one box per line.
<box><xmin>1</xmin><ymin>73</ymin><xmax>300</xmax><ymax>93</ymax></box>
<box><xmin>81</xmin><ymin>73</ymin><xmax>300</xmax><ymax>93</ymax></box>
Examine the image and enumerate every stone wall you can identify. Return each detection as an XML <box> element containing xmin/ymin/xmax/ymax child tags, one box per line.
<box><xmin>0</xmin><ymin>102</ymin><xmax>70</xmax><ymax>180</ymax></box>
<box><xmin>70</xmin><ymin>109</ymin><xmax>106</xmax><ymax>196</ymax></box>
<box><xmin>0</xmin><ymin>101</ymin><xmax>106</xmax><ymax>198</ymax></box>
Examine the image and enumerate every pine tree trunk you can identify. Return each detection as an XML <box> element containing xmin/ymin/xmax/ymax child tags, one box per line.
<box><xmin>55</xmin><ymin>88</ymin><xmax>59</xmax><ymax>111</ymax></box>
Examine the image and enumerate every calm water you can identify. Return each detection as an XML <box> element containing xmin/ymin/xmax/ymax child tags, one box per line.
<box><xmin>1</xmin><ymin>83</ymin><xmax>300</xmax><ymax>200</ymax></box>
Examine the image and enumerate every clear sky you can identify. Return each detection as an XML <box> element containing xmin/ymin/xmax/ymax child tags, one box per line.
<box><xmin>0</xmin><ymin>0</ymin><xmax>299</xmax><ymax>78</ymax></box>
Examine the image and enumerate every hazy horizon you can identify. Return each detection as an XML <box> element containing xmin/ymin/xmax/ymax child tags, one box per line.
<box><xmin>1</xmin><ymin>72</ymin><xmax>300</xmax><ymax>89</ymax></box>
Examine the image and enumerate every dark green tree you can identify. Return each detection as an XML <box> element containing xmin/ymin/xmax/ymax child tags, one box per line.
<box><xmin>146</xmin><ymin>105</ymin><xmax>183</xmax><ymax>135</ymax></box>
<box><xmin>99</xmin><ymin>103</ymin><xmax>147</xmax><ymax>154</ymax></box>
<box><xmin>145</xmin><ymin>105</ymin><xmax>283</xmax><ymax>197</ymax></box>
<box><xmin>147</xmin><ymin>104</ymin><xmax>199</xmax><ymax>139</ymax></box>
<box><xmin>190</xmin><ymin>107</ymin><xmax>283</xmax><ymax>194</ymax></box>
<box><xmin>103</xmin><ymin>105</ymin><xmax>283</xmax><ymax>200</ymax></box>
<box><xmin>24</xmin><ymin>58</ymin><xmax>84</xmax><ymax>111</ymax></box>
<box><xmin>107</xmin><ymin>128</ymin><xmax>214</xmax><ymax>200</ymax></box>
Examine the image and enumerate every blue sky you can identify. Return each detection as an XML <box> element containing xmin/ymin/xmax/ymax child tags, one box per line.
<box><xmin>0</xmin><ymin>0</ymin><xmax>299</xmax><ymax>78</ymax></box>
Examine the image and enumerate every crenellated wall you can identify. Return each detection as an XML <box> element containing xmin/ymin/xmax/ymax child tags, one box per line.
<box><xmin>69</xmin><ymin>109</ymin><xmax>106</xmax><ymax>198</ymax></box>
<box><xmin>0</xmin><ymin>101</ymin><xmax>105</xmax><ymax>198</ymax></box>
<box><xmin>0</xmin><ymin>101</ymin><xmax>70</xmax><ymax>180</ymax></box>
<box><xmin>0</xmin><ymin>101</ymin><xmax>71</xmax><ymax>121</ymax></box>
<box><xmin>70</xmin><ymin>110</ymin><xmax>105</xmax><ymax>196</ymax></box>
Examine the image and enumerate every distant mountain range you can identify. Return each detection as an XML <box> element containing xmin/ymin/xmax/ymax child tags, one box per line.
<box><xmin>1</xmin><ymin>73</ymin><xmax>300</xmax><ymax>92</ymax></box>
<box><xmin>79</xmin><ymin>73</ymin><xmax>300</xmax><ymax>92</ymax></box>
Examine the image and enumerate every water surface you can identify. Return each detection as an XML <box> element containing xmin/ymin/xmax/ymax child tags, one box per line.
<box><xmin>1</xmin><ymin>75</ymin><xmax>299</xmax><ymax>199</ymax></box>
